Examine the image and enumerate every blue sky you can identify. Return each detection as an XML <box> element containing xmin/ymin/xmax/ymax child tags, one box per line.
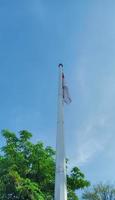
<box><xmin>0</xmin><ymin>0</ymin><xmax>115</xmax><ymax>185</ymax></box>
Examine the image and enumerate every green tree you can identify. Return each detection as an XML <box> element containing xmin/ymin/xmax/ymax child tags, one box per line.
<box><xmin>82</xmin><ymin>183</ymin><xmax>115</xmax><ymax>200</ymax></box>
<box><xmin>0</xmin><ymin>129</ymin><xmax>90</xmax><ymax>200</ymax></box>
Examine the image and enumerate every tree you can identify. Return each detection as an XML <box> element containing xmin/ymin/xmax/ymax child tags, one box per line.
<box><xmin>82</xmin><ymin>183</ymin><xmax>115</xmax><ymax>200</ymax></box>
<box><xmin>0</xmin><ymin>129</ymin><xmax>90</xmax><ymax>199</ymax></box>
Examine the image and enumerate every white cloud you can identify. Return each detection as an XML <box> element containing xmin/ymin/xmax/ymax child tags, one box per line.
<box><xmin>74</xmin><ymin>114</ymin><xmax>110</xmax><ymax>166</ymax></box>
<box><xmin>69</xmin><ymin>65</ymin><xmax>115</xmax><ymax>167</ymax></box>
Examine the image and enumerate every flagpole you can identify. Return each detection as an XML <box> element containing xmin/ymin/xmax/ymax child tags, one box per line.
<box><xmin>55</xmin><ymin>64</ymin><xmax>67</xmax><ymax>200</ymax></box>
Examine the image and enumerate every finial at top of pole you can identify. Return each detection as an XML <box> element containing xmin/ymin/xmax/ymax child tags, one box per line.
<box><xmin>58</xmin><ymin>63</ymin><xmax>63</xmax><ymax>68</ymax></box>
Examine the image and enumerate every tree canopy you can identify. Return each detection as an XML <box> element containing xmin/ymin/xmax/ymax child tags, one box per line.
<box><xmin>0</xmin><ymin>129</ymin><xmax>90</xmax><ymax>199</ymax></box>
<box><xmin>82</xmin><ymin>183</ymin><xmax>115</xmax><ymax>200</ymax></box>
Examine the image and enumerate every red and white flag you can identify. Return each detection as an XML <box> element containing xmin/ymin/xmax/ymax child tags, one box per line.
<box><xmin>62</xmin><ymin>73</ymin><xmax>72</xmax><ymax>104</ymax></box>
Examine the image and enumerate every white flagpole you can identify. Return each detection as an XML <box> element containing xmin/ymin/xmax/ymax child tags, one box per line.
<box><xmin>55</xmin><ymin>64</ymin><xmax>67</xmax><ymax>200</ymax></box>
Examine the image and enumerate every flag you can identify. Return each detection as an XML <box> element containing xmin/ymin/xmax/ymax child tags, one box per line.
<box><xmin>62</xmin><ymin>73</ymin><xmax>72</xmax><ymax>104</ymax></box>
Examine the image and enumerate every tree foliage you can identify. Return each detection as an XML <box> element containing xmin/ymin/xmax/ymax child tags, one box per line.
<box><xmin>82</xmin><ymin>183</ymin><xmax>115</xmax><ymax>200</ymax></box>
<box><xmin>0</xmin><ymin>129</ymin><xmax>90</xmax><ymax>199</ymax></box>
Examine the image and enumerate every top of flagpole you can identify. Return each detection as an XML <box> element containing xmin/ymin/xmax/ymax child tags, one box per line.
<box><xmin>58</xmin><ymin>63</ymin><xmax>63</xmax><ymax>68</ymax></box>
